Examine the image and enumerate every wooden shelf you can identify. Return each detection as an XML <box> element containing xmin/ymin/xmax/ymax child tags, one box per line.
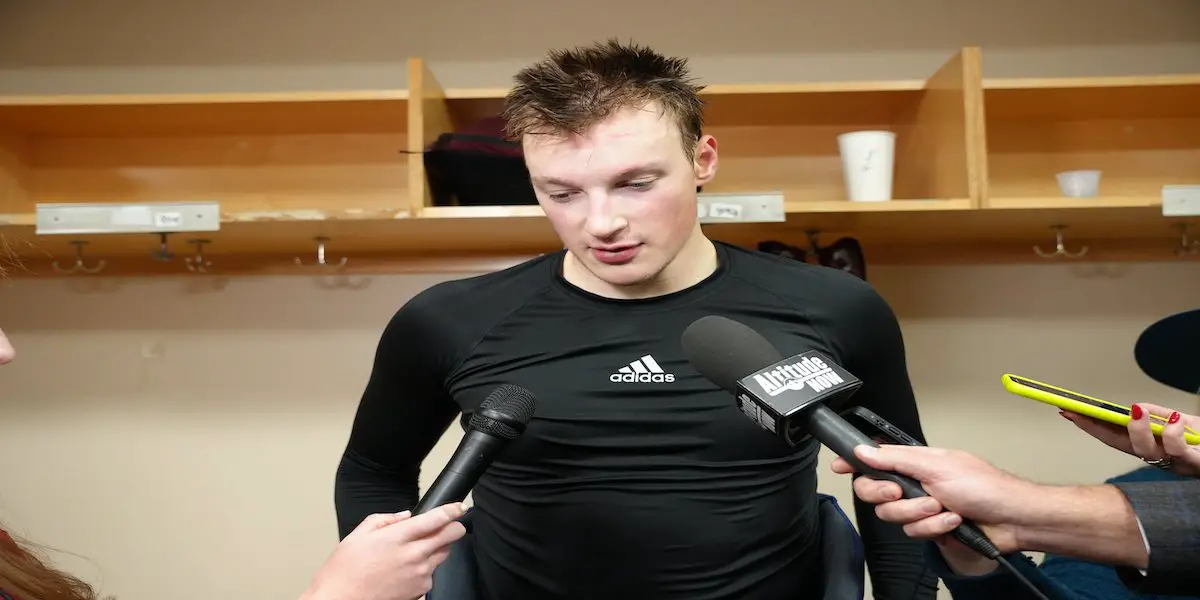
<box><xmin>438</xmin><ymin>58</ymin><xmax>976</xmax><ymax>205</ymax></box>
<box><xmin>0</xmin><ymin>50</ymin><xmax>1197</xmax><ymax>279</ymax></box>
<box><xmin>981</xmin><ymin>74</ymin><xmax>1200</xmax><ymax>203</ymax></box>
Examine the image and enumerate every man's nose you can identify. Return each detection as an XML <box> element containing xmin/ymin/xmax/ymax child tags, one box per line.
<box><xmin>584</xmin><ymin>196</ymin><xmax>627</xmax><ymax>240</ymax></box>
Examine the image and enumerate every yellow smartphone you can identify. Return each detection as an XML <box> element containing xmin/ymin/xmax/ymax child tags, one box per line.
<box><xmin>1001</xmin><ymin>373</ymin><xmax>1200</xmax><ymax>445</ymax></box>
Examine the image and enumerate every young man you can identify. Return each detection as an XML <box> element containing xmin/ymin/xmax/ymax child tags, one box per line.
<box><xmin>335</xmin><ymin>39</ymin><xmax>935</xmax><ymax>600</ymax></box>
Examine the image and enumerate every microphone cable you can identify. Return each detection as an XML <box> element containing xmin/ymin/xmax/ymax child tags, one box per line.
<box><xmin>995</xmin><ymin>555</ymin><xmax>1051</xmax><ymax>600</ymax></box>
<box><xmin>954</xmin><ymin>526</ymin><xmax>1051</xmax><ymax>600</ymax></box>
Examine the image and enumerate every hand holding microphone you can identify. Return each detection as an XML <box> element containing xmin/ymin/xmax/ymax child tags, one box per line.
<box><xmin>831</xmin><ymin>445</ymin><xmax>1030</xmax><ymax>572</ymax></box>
<box><xmin>301</xmin><ymin>503</ymin><xmax>468</xmax><ymax>600</ymax></box>
<box><xmin>307</xmin><ymin>384</ymin><xmax>536</xmax><ymax>600</ymax></box>
<box><xmin>681</xmin><ymin>315</ymin><xmax>1052</xmax><ymax>600</ymax></box>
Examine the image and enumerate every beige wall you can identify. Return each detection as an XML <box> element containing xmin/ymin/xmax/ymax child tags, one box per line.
<box><xmin>1</xmin><ymin>1</ymin><xmax>1199</xmax><ymax>599</ymax></box>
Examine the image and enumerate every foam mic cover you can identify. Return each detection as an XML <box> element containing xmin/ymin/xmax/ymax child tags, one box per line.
<box><xmin>1135</xmin><ymin>309</ymin><xmax>1200</xmax><ymax>394</ymax></box>
<box><xmin>682</xmin><ymin>315</ymin><xmax>864</xmax><ymax>445</ymax></box>
<box><xmin>413</xmin><ymin>384</ymin><xmax>537</xmax><ymax>514</ymax></box>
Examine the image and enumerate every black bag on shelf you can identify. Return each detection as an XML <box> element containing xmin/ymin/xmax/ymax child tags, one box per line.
<box><xmin>758</xmin><ymin>236</ymin><xmax>868</xmax><ymax>281</ymax></box>
<box><xmin>423</xmin><ymin>115</ymin><xmax>538</xmax><ymax>207</ymax></box>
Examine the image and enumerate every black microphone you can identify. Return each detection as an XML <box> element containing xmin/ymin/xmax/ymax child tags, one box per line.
<box><xmin>412</xmin><ymin>384</ymin><xmax>537</xmax><ymax>515</ymax></box>
<box><xmin>680</xmin><ymin>315</ymin><xmax>1004</xmax><ymax>560</ymax></box>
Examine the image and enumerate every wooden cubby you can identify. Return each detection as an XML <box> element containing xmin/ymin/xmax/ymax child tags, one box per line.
<box><xmin>0</xmin><ymin>49</ymin><xmax>1196</xmax><ymax>278</ymax></box>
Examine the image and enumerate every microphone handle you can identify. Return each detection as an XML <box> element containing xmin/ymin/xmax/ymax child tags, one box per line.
<box><xmin>806</xmin><ymin>405</ymin><xmax>1002</xmax><ymax>559</ymax></box>
<box><xmin>413</xmin><ymin>431</ymin><xmax>508</xmax><ymax>515</ymax></box>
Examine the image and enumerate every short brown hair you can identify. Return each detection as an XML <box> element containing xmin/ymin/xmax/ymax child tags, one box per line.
<box><xmin>503</xmin><ymin>39</ymin><xmax>706</xmax><ymax>161</ymax></box>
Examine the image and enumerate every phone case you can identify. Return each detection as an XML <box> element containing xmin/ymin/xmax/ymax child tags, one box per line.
<box><xmin>1001</xmin><ymin>373</ymin><xmax>1200</xmax><ymax>445</ymax></box>
<box><xmin>842</xmin><ymin>407</ymin><xmax>924</xmax><ymax>447</ymax></box>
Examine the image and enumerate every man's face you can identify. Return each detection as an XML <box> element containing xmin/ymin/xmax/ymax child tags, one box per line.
<box><xmin>0</xmin><ymin>328</ymin><xmax>13</xmax><ymax>365</ymax></box>
<box><xmin>522</xmin><ymin>103</ymin><xmax>718</xmax><ymax>290</ymax></box>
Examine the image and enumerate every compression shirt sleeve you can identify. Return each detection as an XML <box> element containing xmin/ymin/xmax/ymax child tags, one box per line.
<box><xmin>333</xmin><ymin>294</ymin><xmax>462</xmax><ymax>539</ymax></box>
<box><xmin>835</xmin><ymin>281</ymin><xmax>940</xmax><ymax>600</ymax></box>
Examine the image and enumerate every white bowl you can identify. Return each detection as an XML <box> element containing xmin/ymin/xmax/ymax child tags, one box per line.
<box><xmin>1056</xmin><ymin>170</ymin><xmax>1102</xmax><ymax>198</ymax></box>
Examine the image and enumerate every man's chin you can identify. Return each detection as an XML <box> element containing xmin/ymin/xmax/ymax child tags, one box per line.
<box><xmin>587</xmin><ymin>261</ymin><xmax>659</xmax><ymax>288</ymax></box>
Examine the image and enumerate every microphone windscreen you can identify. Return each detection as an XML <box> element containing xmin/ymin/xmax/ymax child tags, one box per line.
<box><xmin>1135</xmin><ymin>308</ymin><xmax>1200</xmax><ymax>394</ymax></box>
<box><xmin>469</xmin><ymin>384</ymin><xmax>538</xmax><ymax>440</ymax></box>
<box><xmin>682</xmin><ymin>315</ymin><xmax>784</xmax><ymax>393</ymax></box>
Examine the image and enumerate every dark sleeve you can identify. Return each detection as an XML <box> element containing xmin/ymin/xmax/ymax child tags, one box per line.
<box><xmin>926</xmin><ymin>545</ymin><xmax>1094</xmax><ymax>600</ymax></box>
<box><xmin>1110</xmin><ymin>479</ymin><xmax>1200</xmax><ymax>596</ymax></box>
<box><xmin>830</xmin><ymin>277</ymin><xmax>939</xmax><ymax>600</ymax></box>
<box><xmin>333</xmin><ymin>292</ymin><xmax>462</xmax><ymax>539</ymax></box>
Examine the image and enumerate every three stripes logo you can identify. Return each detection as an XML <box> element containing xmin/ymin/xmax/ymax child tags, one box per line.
<box><xmin>610</xmin><ymin>354</ymin><xmax>676</xmax><ymax>383</ymax></box>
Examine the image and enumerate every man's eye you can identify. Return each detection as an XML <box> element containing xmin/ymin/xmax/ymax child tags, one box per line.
<box><xmin>548</xmin><ymin>192</ymin><xmax>573</xmax><ymax>202</ymax></box>
<box><xmin>626</xmin><ymin>181</ymin><xmax>653</xmax><ymax>190</ymax></box>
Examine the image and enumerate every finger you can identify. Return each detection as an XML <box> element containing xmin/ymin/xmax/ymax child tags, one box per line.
<box><xmin>409</xmin><ymin>521</ymin><xmax>468</xmax><ymax>561</ymax></box>
<box><xmin>0</xmin><ymin>328</ymin><xmax>14</xmax><ymax>365</ymax></box>
<box><xmin>1065</xmin><ymin>412</ymin><xmax>1134</xmax><ymax>453</ymax></box>
<box><xmin>853</xmin><ymin>444</ymin><xmax>945</xmax><ymax>481</ymax></box>
<box><xmin>1160</xmin><ymin>410</ymin><xmax>1191</xmax><ymax>461</ymax></box>
<box><xmin>874</xmin><ymin>496</ymin><xmax>945</xmax><ymax>525</ymax></box>
<box><xmin>1127</xmin><ymin>403</ymin><xmax>1165</xmax><ymax>459</ymax></box>
<box><xmin>1178</xmin><ymin>411</ymin><xmax>1200</xmax><ymax>434</ymax></box>
<box><xmin>902</xmin><ymin>512</ymin><xmax>963</xmax><ymax>540</ymax></box>
<box><xmin>853</xmin><ymin>476</ymin><xmax>903</xmax><ymax>504</ymax></box>
<box><xmin>350</xmin><ymin>511</ymin><xmax>412</xmax><ymax>537</ymax></box>
<box><xmin>389</xmin><ymin>503</ymin><xmax>468</xmax><ymax>542</ymax></box>
<box><xmin>830</xmin><ymin>457</ymin><xmax>857</xmax><ymax>475</ymax></box>
<box><xmin>428</xmin><ymin>548</ymin><xmax>452</xmax><ymax>568</ymax></box>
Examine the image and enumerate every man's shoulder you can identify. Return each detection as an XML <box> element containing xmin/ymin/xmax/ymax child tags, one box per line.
<box><xmin>411</xmin><ymin>252</ymin><xmax>560</xmax><ymax>308</ymax></box>
<box><xmin>385</xmin><ymin>252</ymin><xmax>560</xmax><ymax>341</ymax></box>
<box><xmin>721</xmin><ymin>242</ymin><xmax>885</xmax><ymax>314</ymax></box>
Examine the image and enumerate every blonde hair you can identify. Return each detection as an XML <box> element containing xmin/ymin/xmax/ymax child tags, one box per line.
<box><xmin>502</xmin><ymin>38</ymin><xmax>706</xmax><ymax>162</ymax></box>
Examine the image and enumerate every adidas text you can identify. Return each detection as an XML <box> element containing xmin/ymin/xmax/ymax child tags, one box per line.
<box><xmin>610</xmin><ymin>372</ymin><xmax>676</xmax><ymax>383</ymax></box>
<box><xmin>611</xmin><ymin>354</ymin><xmax>676</xmax><ymax>384</ymax></box>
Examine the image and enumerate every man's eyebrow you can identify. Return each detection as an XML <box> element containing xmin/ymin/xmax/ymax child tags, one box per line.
<box><xmin>531</xmin><ymin>165</ymin><xmax>667</xmax><ymax>188</ymax></box>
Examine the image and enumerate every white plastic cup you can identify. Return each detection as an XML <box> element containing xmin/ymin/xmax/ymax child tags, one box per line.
<box><xmin>1056</xmin><ymin>170</ymin><xmax>1102</xmax><ymax>198</ymax></box>
<box><xmin>838</xmin><ymin>130</ymin><xmax>896</xmax><ymax>202</ymax></box>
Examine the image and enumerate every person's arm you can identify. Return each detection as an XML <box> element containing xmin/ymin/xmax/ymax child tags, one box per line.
<box><xmin>830</xmin><ymin>279</ymin><xmax>939</xmax><ymax>600</ymax></box>
<box><xmin>1004</xmin><ymin>483</ymin><xmax>1148</xmax><ymax>570</ymax></box>
<box><xmin>334</xmin><ymin>295</ymin><xmax>462</xmax><ymax>539</ymax></box>
<box><xmin>1108</xmin><ymin>480</ymin><xmax>1200</xmax><ymax>596</ymax></box>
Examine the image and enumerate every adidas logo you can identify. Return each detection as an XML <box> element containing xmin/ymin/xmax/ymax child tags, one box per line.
<box><xmin>610</xmin><ymin>354</ymin><xmax>676</xmax><ymax>383</ymax></box>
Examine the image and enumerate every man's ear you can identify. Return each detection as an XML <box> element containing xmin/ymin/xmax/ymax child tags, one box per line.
<box><xmin>694</xmin><ymin>135</ymin><xmax>718</xmax><ymax>186</ymax></box>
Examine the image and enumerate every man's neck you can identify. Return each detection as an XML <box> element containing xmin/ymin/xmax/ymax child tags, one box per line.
<box><xmin>563</xmin><ymin>228</ymin><xmax>718</xmax><ymax>300</ymax></box>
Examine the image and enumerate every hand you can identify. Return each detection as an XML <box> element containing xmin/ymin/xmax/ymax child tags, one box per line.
<box><xmin>301</xmin><ymin>503</ymin><xmax>468</xmax><ymax>600</ymax></box>
<box><xmin>1063</xmin><ymin>404</ymin><xmax>1200</xmax><ymax>477</ymax></box>
<box><xmin>830</xmin><ymin>445</ymin><xmax>1029</xmax><ymax>573</ymax></box>
<box><xmin>0</xmin><ymin>328</ymin><xmax>14</xmax><ymax>365</ymax></box>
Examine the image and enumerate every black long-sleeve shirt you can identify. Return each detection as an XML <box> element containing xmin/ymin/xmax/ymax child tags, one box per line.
<box><xmin>334</xmin><ymin>241</ymin><xmax>938</xmax><ymax>600</ymax></box>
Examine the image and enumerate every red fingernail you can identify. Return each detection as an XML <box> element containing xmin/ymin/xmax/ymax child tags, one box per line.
<box><xmin>1169</xmin><ymin>412</ymin><xmax>1181</xmax><ymax>424</ymax></box>
<box><xmin>1131</xmin><ymin>404</ymin><xmax>1143</xmax><ymax>420</ymax></box>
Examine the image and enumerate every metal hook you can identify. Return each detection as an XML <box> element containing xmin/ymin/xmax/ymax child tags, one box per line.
<box><xmin>1174</xmin><ymin>223</ymin><xmax>1199</xmax><ymax>256</ymax></box>
<box><xmin>803</xmin><ymin>229</ymin><xmax>822</xmax><ymax>261</ymax></box>
<box><xmin>151</xmin><ymin>233</ymin><xmax>175</xmax><ymax>262</ymax></box>
<box><xmin>294</xmin><ymin>236</ymin><xmax>348</xmax><ymax>269</ymax></box>
<box><xmin>51</xmin><ymin>241</ymin><xmax>107</xmax><ymax>274</ymax></box>
<box><xmin>1034</xmin><ymin>225</ymin><xmax>1089</xmax><ymax>258</ymax></box>
<box><xmin>185</xmin><ymin>239</ymin><xmax>213</xmax><ymax>273</ymax></box>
